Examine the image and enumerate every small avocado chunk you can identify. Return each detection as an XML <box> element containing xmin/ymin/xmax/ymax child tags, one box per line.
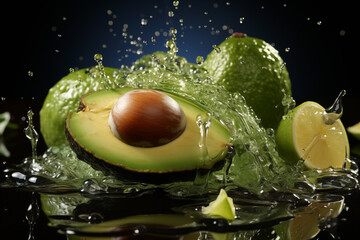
<box><xmin>65</xmin><ymin>88</ymin><xmax>232</xmax><ymax>182</ymax></box>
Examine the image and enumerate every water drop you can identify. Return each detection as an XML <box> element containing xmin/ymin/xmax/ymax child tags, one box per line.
<box><xmin>317</xmin><ymin>21</ymin><xmax>322</xmax><ymax>26</ymax></box>
<box><xmin>87</xmin><ymin>212</ymin><xmax>104</xmax><ymax>224</ymax></box>
<box><xmin>285</xmin><ymin>47</ymin><xmax>290</xmax><ymax>52</ymax></box>
<box><xmin>173</xmin><ymin>0</ymin><xmax>179</xmax><ymax>7</ymax></box>
<box><xmin>24</xmin><ymin>110</ymin><xmax>39</xmax><ymax>161</ymax></box>
<box><xmin>28</xmin><ymin>71</ymin><xmax>34</xmax><ymax>77</ymax></box>
<box><xmin>69</xmin><ymin>68</ymin><xmax>75</xmax><ymax>73</ymax></box>
<box><xmin>196</xmin><ymin>56</ymin><xmax>204</xmax><ymax>65</ymax></box>
<box><xmin>81</xmin><ymin>179</ymin><xmax>105</xmax><ymax>194</ymax></box>
<box><xmin>212</xmin><ymin>45</ymin><xmax>221</xmax><ymax>53</ymax></box>
<box><xmin>322</xmin><ymin>90</ymin><xmax>346</xmax><ymax>125</ymax></box>
<box><xmin>168</xmin><ymin>11</ymin><xmax>174</xmax><ymax>17</ymax></box>
<box><xmin>141</xmin><ymin>18</ymin><xmax>148</xmax><ymax>26</ymax></box>
<box><xmin>239</xmin><ymin>17</ymin><xmax>245</xmax><ymax>24</ymax></box>
<box><xmin>94</xmin><ymin>53</ymin><xmax>103</xmax><ymax>64</ymax></box>
<box><xmin>151</xmin><ymin>36</ymin><xmax>156</xmax><ymax>42</ymax></box>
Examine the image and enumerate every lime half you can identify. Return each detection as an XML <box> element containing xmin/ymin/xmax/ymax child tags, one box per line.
<box><xmin>276</xmin><ymin>101</ymin><xmax>349</xmax><ymax>169</ymax></box>
<box><xmin>202</xmin><ymin>189</ymin><xmax>235</xmax><ymax>221</ymax></box>
<box><xmin>348</xmin><ymin>122</ymin><xmax>360</xmax><ymax>140</ymax></box>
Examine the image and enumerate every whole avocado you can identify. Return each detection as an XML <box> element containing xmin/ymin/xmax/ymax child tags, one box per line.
<box><xmin>40</xmin><ymin>66</ymin><xmax>126</xmax><ymax>147</ymax></box>
<box><xmin>203</xmin><ymin>33</ymin><xmax>292</xmax><ymax>130</ymax></box>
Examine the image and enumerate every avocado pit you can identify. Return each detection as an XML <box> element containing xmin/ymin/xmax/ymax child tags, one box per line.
<box><xmin>108</xmin><ymin>89</ymin><xmax>187</xmax><ymax>147</ymax></box>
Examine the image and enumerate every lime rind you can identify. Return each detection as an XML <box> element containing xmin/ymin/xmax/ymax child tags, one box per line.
<box><xmin>347</xmin><ymin>122</ymin><xmax>360</xmax><ymax>140</ymax></box>
<box><xmin>276</xmin><ymin>101</ymin><xmax>350</xmax><ymax>169</ymax></box>
<box><xmin>202</xmin><ymin>189</ymin><xmax>236</xmax><ymax>221</ymax></box>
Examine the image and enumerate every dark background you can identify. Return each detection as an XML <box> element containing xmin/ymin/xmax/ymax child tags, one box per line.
<box><xmin>2</xmin><ymin>0</ymin><xmax>358</xmax><ymax>113</ymax></box>
<box><xmin>1</xmin><ymin>0</ymin><xmax>359</xmax><ymax>239</ymax></box>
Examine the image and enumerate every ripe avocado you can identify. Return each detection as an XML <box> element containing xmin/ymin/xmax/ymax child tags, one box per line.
<box><xmin>203</xmin><ymin>33</ymin><xmax>292</xmax><ymax>130</ymax></box>
<box><xmin>65</xmin><ymin>88</ymin><xmax>232</xmax><ymax>183</ymax></box>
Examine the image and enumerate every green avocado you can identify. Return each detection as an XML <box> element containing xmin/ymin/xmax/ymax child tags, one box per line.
<box><xmin>40</xmin><ymin>66</ymin><xmax>127</xmax><ymax>147</ymax></box>
<box><xmin>203</xmin><ymin>33</ymin><xmax>292</xmax><ymax>130</ymax></box>
<box><xmin>65</xmin><ymin>88</ymin><xmax>231</xmax><ymax>182</ymax></box>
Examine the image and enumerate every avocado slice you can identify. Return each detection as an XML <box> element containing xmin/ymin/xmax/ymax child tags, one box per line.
<box><xmin>65</xmin><ymin>88</ymin><xmax>232</xmax><ymax>182</ymax></box>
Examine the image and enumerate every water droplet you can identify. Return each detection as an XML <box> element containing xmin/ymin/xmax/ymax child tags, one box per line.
<box><xmin>24</xmin><ymin>110</ymin><xmax>39</xmax><ymax>161</ymax></box>
<box><xmin>339</xmin><ymin>30</ymin><xmax>346</xmax><ymax>36</ymax></box>
<box><xmin>28</xmin><ymin>71</ymin><xmax>34</xmax><ymax>77</ymax></box>
<box><xmin>69</xmin><ymin>68</ymin><xmax>74</xmax><ymax>73</ymax></box>
<box><xmin>285</xmin><ymin>47</ymin><xmax>290</xmax><ymax>52</ymax></box>
<box><xmin>87</xmin><ymin>212</ymin><xmax>104</xmax><ymax>224</ymax></box>
<box><xmin>108</xmin><ymin>20</ymin><xmax>113</xmax><ymax>26</ymax></box>
<box><xmin>212</xmin><ymin>45</ymin><xmax>221</xmax><ymax>53</ymax></box>
<box><xmin>151</xmin><ymin>36</ymin><xmax>156</xmax><ymax>42</ymax></box>
<box><xmin>239</xmin><ymin>17</ymin><xmax>245</xmax><ymax>24</ymax></box>
<box><xmin>196</xmin><ymin>56</ymin><xmax>204</xmax><ymax>65</ymax></box>
<box><xmin>168</xmin><ymin>11</ymin><xmax>174</xmax><ymax>17</ymax></box>
<box><xmin>141</xmin><ymin>18</ymin><xmax>148</xmax><ymax>26</ymax></box>
<box><xmin>173</xmin><ymin>0</ymin><xmax>179</xmax><ymax>7</ymax></box>
<box><xmin>94</xmin><ymin>53</ymin><xmax>103</xmax><ymax>63</ymax></box>
<box><xmin>317</xmin><ymin>21</ymin><xmax>322</xmax><ymax>26</ymax></box>
<box><xmin>322</xmin><ymin>90</ymin><xmax>346</xmax><ymax>125</ymax></box>
<box><xmin>81</xmin><ymin>179</ymin><xmax>104</xmax><ymax>194</ymax></box>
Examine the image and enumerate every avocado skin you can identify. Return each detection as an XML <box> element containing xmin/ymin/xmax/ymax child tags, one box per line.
<box><xmin>65</xmin><ymin>124</ymin><xmax>227</xmax><ymax>184</ymax></box>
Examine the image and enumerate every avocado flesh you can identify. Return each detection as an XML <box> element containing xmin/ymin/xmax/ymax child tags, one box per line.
<box><xmin>66</xmin><ymin>88</ymin><xmax>231</xmax><ymax>176</ymax></box>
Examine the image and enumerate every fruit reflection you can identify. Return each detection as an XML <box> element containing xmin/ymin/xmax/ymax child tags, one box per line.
<box><xmin>275</xmin><ymin>194</ymin><xmax>344</xmax><ymax>240</ymax></box>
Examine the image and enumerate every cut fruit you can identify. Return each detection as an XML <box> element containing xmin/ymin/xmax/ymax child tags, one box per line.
<box><xmin>66</xmin><ymin>88</ymin><xmax>231</xmax><ymax>182</ymax></box>
<box><xmin>202</xmin><ymin>189</ymin><xmax>235</xmax><ymax>221</ymax></box>
<box><xmin>276</xmin><ymin>101</ymin><xmax>349</xmax><ymax>169</ymax></box>
<box><xmin>347</xmin><ymin>122</ymin><xmax>360</xmax><ymax>140</ymax></box>
<box><xmin>275</xmin><ymin>195</ymin><xmax>344</xmax><ymax>240</ymax></box>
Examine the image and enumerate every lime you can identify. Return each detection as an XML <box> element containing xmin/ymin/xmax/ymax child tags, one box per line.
<box><xmin>203</xmin><ymin>33</ymin><xmax>292</xmax><ymax>130</ymax></box>
<box><xmin>276</xmin><ymin>101</ymin><xmax>349</xmax><ymax>169</ymax></box>
<box><xmin>40</xmin><ymin>66</ymin><xmax>126</xmax><ymax>147</ymax></box>
<box><xmin>275</xmin><ymin>196</ymin><xmax>344</xmax><ymax>240</ymax></box>
<box><xmin>202</xmin><ymin>189</ymin><xmax>235</xmax><ymax>221</ymax></box>
<box><xmin>347</xmin><ymin>122</ymin><xmax>360</xmax><ymax>140</ymax></box>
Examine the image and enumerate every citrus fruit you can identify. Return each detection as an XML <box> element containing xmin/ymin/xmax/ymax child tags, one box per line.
<box><xmin>202</xmin><ymin>189</ymin><xmax>235</xmax><ymax>221</ymax></box>
<box><xmin>203</xmin><ymin>33</ymin><xmax>292</xmax><ymax>130</ymax></box>
<box><xmin>40</xmin><ymin>66</ymin><xmax>125</xmax><ymax>147</ymax></box>
<box><xmin>275</xmin><ymin>195</ymin><xmax>344</xmax><ymax>240</ymax></box>
<box><xmin>347</xmin><ymin>122</ymin><xmax>360</xmax><ymax>140</ymax></box>
<box><xmin>276</xmin><ymin>101</ymin><xmax>349</xmax><ymax>169</ymax></box>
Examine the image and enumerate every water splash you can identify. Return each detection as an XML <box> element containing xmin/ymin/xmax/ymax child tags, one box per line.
<box><xmin>24</xmin><ymin>110</ymin><xmax>38</xmax><ymax>161</ymax></box>
<box><xmin>193</xmin><ymin>112</ymin><xmax>212</xmax><ymax>190</ymax></box>
<box><xmin>322</xmin><ymin>90</ymin><xmax>346</xmax><ymax>125</ymax></box>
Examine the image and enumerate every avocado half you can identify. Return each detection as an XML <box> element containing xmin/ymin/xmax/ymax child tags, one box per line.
<box><xmin>65</xmin><ymin>88</ymin><xmax>232</xmax><ymax>183</ymax></box>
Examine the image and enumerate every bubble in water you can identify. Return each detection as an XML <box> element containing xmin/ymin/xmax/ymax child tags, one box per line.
<box><xmin>69</xmin><ymin>68</ymin><xmax>75</xmax><ymax>73</ymax></box>
<box><xmin>28</xmin><ymin>71</ymin><xmax>34</xmax><ymax>77</ymax></box>
<box><xmin>285</xmin><ymin>47</ymin><xmax>291</xmax><ymax>52</ymax></box>
<box><xmin>317</xmin><ymin>21</ymin><xmax>322</xmax><ymax>26</ymax></box>
<box><xmin>168</xmin><ymin>11</ymin><xmax>174</xmax><ymax>17</ymax></box>
<box><xmin>141</xmin><ymin>18</ymin><xmax>148</xmax><ymax>26</ymax></box>
<box><xmin>239</xmin><ymin>17</ymin><xmax>245</xmax><ymax>24</ymax></box>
